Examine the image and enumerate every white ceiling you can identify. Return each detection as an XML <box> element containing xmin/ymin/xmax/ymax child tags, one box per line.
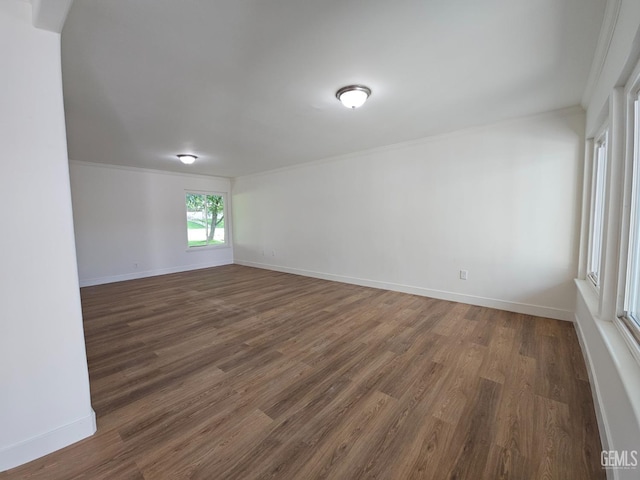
<box><xmin>61</xmin><ymin>0</ymin><xmax>606</xmax><ymax>178</ymax></box>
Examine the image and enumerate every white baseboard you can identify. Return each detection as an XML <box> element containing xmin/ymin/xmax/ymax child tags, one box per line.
<box><xmin>234</xmin><ymin>260</ymin><xmax>574</xmax><ymax>321</ymax></box>
<box><xmin>0</xmin><ymin>410</ymin><xmax>96</xmax><ymax>473</ymax></box>
<box><xmin>79</xmin><ymin>260</ymin><xmax>234</xmax><ymax>287</ymax></box>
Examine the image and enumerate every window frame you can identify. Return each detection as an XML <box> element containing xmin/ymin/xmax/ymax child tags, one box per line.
<box><xmin>184</xmin><ymin>190</ymin><xmax>229</xmax><ymax>250</ymax></box>
<box><xmin>618</xmin><ymin>66</ymin><xmax>640</xmax><ymax>361</ymax></box>
<box><xmin>586</xmin><ymin>127</ymin><xmax>609</xmax><ymax>290</ymax></box>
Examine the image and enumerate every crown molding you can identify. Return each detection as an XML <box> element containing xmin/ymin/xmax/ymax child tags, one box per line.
<box><xmin>31</xmin><ymin>0</ymin><xmax>74</xmax><ymax>33</ymax></box>
<box><xmin>581</xmin><ymin>0</ymin><xmax>623</xmax><ymax>109</ymax></box>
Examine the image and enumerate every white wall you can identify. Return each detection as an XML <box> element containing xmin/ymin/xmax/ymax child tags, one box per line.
<box><xmin>233</xmin><ymin>108</ymin><xmax>585</xmax><ymax>321</ymax></box>
<box><xmin>0</xmin><ymin>1</ymin><xmax>95</xmax><ymax>472</ymax></box>
<box><xmin>70</xmin><ymin>162</ymin><xmax>233</xmax><ymax>286</ymax></box>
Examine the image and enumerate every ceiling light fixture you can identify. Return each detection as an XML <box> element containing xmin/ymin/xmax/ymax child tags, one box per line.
<box><xmin>177</xmin><ymin>154</ymin><xmax>197</xmax><ymax>165</ymax></box>
<box><xmin>336</xmin><ymin>85</ymin><xmax>371</xmax><ymax>109</ymax></box>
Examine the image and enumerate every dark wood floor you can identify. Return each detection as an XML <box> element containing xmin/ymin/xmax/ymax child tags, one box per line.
<box><xmin>2</xmin><ymin>265</ymin><xmax>604</xmax><ymax>479</ymax></box>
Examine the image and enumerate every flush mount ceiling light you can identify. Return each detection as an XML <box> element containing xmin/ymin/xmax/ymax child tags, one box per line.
<box><xmin>336</xmin><ymin>85</ymin><xmax>371</xmax><ymax>109</ymax></box>
<box><xmin>177</xmin><ymin>154</ymin><xmax>197</xmax><ymax>165</ymax></box>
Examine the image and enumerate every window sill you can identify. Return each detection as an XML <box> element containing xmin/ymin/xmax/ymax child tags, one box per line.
<box><xmin>185</xmin><ymin>244</ymin><xmax>231</xmax><ymax>253</ymax></box>
<box><xmin>575</xmin><ymin>278</ymin><xmax>640</xmax><ymax>443</ymax></box>
<box><xmin>576</xmin><ymin>279</ymin><xmax>640</xmax><ymax>366</ymax></box>
<box><xmin>614</xmin><ymin>316</ymin><xmax>640</xmax><ymax>368</ymax></box>
<box><xmin>575</xmin><ymin>278</ymin><xmax>601</xmax><ymax>318</ymax></box>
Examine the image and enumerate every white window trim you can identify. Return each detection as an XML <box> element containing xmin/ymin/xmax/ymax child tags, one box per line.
<box><xmin>615</xmin><ymin>57</ymin><xmax>640</xmax><ymax>365</ymax></box>
<box><xmin>614</xmin><ymin>316</ymin><xmax>640</xmax><ymax>366</ymax></box>
<box><xmin>586</xmin><ymin>126</ymin><xmax>609</xmax><ymax>292</ymax></box>
<box><xmin>623</xmin><ymin>96</ymin><xmax>640</xmax><ymax>311</ymax></box>
<box><xmin>184</xmin><ymin>190</ymin><xmax>230</xmax><ymax>251</ymax></box>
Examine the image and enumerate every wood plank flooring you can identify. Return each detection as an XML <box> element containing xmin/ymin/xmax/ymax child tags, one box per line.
<box><xmin>1</xmin><ymin>265</ymin><xmax>605</xmax><ymax>479</ymax></box>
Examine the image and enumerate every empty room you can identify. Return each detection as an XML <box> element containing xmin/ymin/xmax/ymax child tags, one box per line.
<box><xmin>2</xmin><ymin>0</ymin><xmax>640</xmax><ymax>479</ymax></box>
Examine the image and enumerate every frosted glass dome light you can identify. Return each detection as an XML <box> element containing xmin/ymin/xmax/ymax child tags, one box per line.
<box><xmin>336</xmin><ymin>85</ymin><xmax>371</xmax><ymax>109</ymax></box>
<box><xmin>177</xmin><ymin>154</ymin><xmax>197</xmax><ymax>165</ymax></box>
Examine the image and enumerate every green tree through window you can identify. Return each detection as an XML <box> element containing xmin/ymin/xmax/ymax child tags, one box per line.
<box><xmin>185</xmin><ymin>193</ymin><xmax>225</xmax><ymax>247</ymax></box>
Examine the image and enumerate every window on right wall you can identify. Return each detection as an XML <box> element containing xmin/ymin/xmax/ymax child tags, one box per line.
<box><xmin>621</xmin><ymin>86</ymin><xmax>640</xmax><ymax>347</ymax></box>
<box><xmin>587</xmin><ymin>129</ymin><xmax>609</xmax><ymax>290</ymax></box>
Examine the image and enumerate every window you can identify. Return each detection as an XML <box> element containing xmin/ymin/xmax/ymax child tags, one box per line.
<box><xmin>185</xmin><ymin>192</ymin><xmax>227</xmax><ymax>248</ymax></box>
<box><xmin>587</xmin><ymin>130</ymin><xmax>608</xmax><ymax>289</ymax></box>
<box><xmin>622</xmin><ymin>91</ymin><xmax>640</xmax><ymax>345</ymax></box>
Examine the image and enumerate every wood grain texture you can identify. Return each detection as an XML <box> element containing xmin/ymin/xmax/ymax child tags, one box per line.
<box><xmin>1</xmin><ymin>265</ymin><xmax>605</xmax><ymax>479</ymax></box>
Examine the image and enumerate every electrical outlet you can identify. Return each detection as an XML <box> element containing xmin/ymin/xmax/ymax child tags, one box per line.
<box><xmin>459</xmin><ymin>270</ymin><xmax>468</xmax><ymax>280</ymax></box>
